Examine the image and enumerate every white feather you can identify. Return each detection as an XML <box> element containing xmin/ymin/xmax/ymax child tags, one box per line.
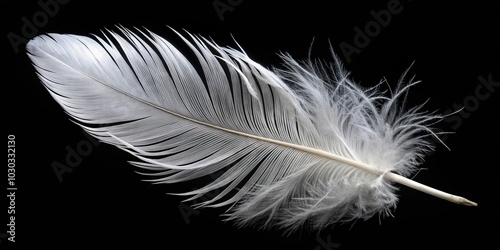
<box><xmin>26</xmin><ymin>27</ymin><xmax>470</xmax><ymax>232</ymax></box>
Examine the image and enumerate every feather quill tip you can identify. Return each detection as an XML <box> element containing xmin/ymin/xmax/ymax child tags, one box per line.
<box><xmin>457</xmin><ymin>197</ymin><xmax>478</xmax><ymax>207</ymax></box>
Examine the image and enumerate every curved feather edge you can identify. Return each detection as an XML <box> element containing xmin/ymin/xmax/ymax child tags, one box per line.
<box><xmin>26</xmin><ymin>27</ymin><xmax>444</xmax><ymax>232</ymax></box>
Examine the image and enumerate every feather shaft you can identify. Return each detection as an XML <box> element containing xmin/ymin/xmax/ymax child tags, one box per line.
<box><xmin>176</xmin><ymin>117</ymin><xmax>478</xmax><ymax>206</ymax></box>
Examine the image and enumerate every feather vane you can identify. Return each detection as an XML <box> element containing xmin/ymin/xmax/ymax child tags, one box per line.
<box><xmin>26</xmin><ymin>28</ymin><xmax>476</xmax><ymax>232</ymax></box>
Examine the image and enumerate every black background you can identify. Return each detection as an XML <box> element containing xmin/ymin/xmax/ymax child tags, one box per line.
<box><xmin>4</xmin><ymin>0</ymin><xmax>499</xmax><ymax>249</ymax></box>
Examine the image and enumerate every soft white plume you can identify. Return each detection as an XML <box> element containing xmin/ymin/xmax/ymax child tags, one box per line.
<box><xmin>27</xmin><ymin>27</ymin><xmax>447</xmax><ymax>232</ymax></box>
